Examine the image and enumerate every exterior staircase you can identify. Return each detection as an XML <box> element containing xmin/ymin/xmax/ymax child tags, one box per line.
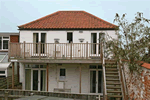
<box><xmin>105</xmin><ymin>63</ymin><xmax>123</xmax><ymax>100</ymax></box>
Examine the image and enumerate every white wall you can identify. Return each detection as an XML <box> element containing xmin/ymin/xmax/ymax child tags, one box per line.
<box><xmin>20</xmin><ymin>30</ymin><xmax>117</xmax><ymax>43</ymax></box>
<box><xmin>20</xmin><ymin>63</ymin><xmax>93</xmax><ymax>93</ymax></box>
<box><xmin>19</xmin><ymin>62</ymin><xmax>25</xmax><ymax>90</ymax></box>
<box><xmin>48</xmin><ymin>64</ymin><xmax>89</xmax><ymax>93</ymax></box>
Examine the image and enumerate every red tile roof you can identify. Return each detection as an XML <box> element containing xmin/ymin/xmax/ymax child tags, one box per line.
<box><xmin>18</xmin><ymin>11</ymin><xmax>117</xmax><ymax>30</ymax></box>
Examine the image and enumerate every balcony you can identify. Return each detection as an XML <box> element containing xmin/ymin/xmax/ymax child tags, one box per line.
<box><xmin>8</xmin><ymin>42</ymin><xmax>115</xmax><ymax>63</ymax></box>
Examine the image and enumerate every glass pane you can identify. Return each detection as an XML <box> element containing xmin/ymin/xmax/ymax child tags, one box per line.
<box><xmin>0</xmin><ymin>71</ymin><xmax>5</xmax><ymax>74</ymax></box>
<box><xmin>40</xmin><ymin>65</ymin><xmax>46</xmax><ymax>68</ymax></box>
<box><xmin>98</xmin><ymin>71</ymin><xmax>103</xmax><ymax>93</ymax></box>
<box><xmin>89</xmin><ymin>65</ymin><xmax>97</xmax><ymax>69</ymax></box>
<box><xmin>98</xmin><ymin>65</ymin><xmax>102</xmax><ymax>69</ymax></box>
<box><xmin>41</xmin><ymin>33</ymin><xmax>46</xmax><ymax>54</ymax></box>
<box><xmin>3</xmin><ymin>40</ymin><xmax>8</xmax><ymax>49</ymax></box>
<box><xmin>40</xmin><ymin>70</ymin><xmax>46</xmax><ymax>91</ymax></box>
<box><xmin>0</xmin><ymin>37</ymin><xmax>1</xmax><ymax>49</ymax></box>
<box><xmin>33</xmin><ymin>70</ymin><xmax>38</xmax><ymax>90</ymax></box>
<box><xmin>32</xmin><ymin>65</ymin><xmax>39</xmax><ymax>68</ymax></box>
<box><xmin>3</xmin><ymin>37</ymin><xmax>9</xmax><ymax>39</ymax></box>
<box><xmin>60</xmin><ymin>69</ymin><xmax>65</xmax><ymax>76</ymax></box>
<box><xmin>0</xmin><ymin>54</ymin><xmax>5</xmax><ymax>61</ymax></box>
<box><xmin>25</xmin><ymin>64</ymin><xmax>31</xmax><ymax>68</ymax></box>
<box><xmin>90</xmin><ymin>70</ymin><xmax>96</xmax><ymax>93</ymax></box>
<box><xmin>25</xmin><ymin>69</ymin><xmax>31</xmax><ymax>90</ymax></box>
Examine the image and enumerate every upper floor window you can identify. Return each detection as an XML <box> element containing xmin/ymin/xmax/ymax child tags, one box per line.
<box><xmin>67</xmin><ymin>32</ymin><xmax>73</xmax><ymax>43</ymax></box>
<box><xmin>0</xmin><ymin>36</ymin><xmax>9</xmax><ymax>50</ymax></box>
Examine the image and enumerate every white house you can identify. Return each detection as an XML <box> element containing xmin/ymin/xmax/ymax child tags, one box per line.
<box><xmin>8</xmin><ymin>11</ymin><xmax>125</xmax><ymax>99</ymax></box>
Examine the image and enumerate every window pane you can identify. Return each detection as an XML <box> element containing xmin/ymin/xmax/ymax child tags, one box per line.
<box><xmin>89</xmin><ymin>65</ymin><xmax>97</xmax><ymax>69</ymax></box>
<box><xmin>67</xmin><ymin>33</ymin><xmax>73</xmax><ymax>43</ymax></box>
<box><xmin>0</xmin><ymin>71</ymin><xmax>5</xmax><ymax>74</ymax></box>
<box><xmin>0</xmin><ymin>37</ymin><xmax>2</xmax><ymax>49</ymax></box>
<box><xmin>98</xmin><ymin>65</ymin><xmax>102</xmax><ymax>69</ymax></box>
<box><xmin>60</xmin><ymin>69</ymin><xmax>65</xmax><ymax>76</ymax></box>
<box><xmin>3</xmin><ymin>37</ymin><xmax>9</xmax><ymax>39</ymax></box>
<box><xmin>3</xmin><ymin>40</ymin><xmax>8</xmax><ymax>49</ymax></box>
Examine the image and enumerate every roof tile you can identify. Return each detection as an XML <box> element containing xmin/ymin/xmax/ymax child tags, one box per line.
<box><xmin>18</xmin><ymin>11</ymin><xmax>117</xmax><ymax>29</ymax></box>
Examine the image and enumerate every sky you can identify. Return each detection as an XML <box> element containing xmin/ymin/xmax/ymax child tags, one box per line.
<box><xmin>0</xmin><ymin>0</ymin><xmax>150</xmax><ymax>32</ymax></box>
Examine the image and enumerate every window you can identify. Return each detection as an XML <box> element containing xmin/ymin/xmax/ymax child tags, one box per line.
<box><xmin>3</xmin><ymin>40</ymin><xmax>8</xmax><ymax>49</ymax></box>
<box><xmin>67</xmin><ymin>32</ymin><xmax>73</xmax><ymax>43</ymax></box>
<box><xmin>0</xmin><ymin>36</ymin><xmax>9</xmax><ymax>50</ymax></box>
<box><xmin>59</xmin><ymin>68</ymin><xmax>66</xmax><ymax>80</ymax></box>
<box><xmin>0</xmin><ymin>71</ymin><xmax>5</xmax><ymax>74</ymax></box>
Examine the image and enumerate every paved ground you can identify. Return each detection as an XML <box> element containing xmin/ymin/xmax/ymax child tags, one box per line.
<box><xmin>14</xmin><ymin>95</ymin><xmax>83</xmax><ymax>100</ymax></box>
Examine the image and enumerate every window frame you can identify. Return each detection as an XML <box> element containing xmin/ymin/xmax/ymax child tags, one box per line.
<box><xmin>59</xmin><ymin>68</ymin><xmax>66</xmax><ymax>81</ymax></box>
<box><xmin>67</xmin><ymin>32</ymin><xmax>73</xmax><ymax>43</ymax></box>
<box><xmin>0</xmin><ymin>36</ymin><xmax>10</xmax><ymax>50</ymax></box>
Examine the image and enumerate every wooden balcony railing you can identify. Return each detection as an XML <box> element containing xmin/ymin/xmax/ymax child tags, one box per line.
<box><xmin>9</xmin><ymin>42</ymin><xmax>103</xmax><ymax>60</ymax></box>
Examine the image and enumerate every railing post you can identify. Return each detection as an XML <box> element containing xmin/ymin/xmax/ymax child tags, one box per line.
<box><xmin>39</xmin><ymin>41</ymin><xmax>41</xmax><ymax>60</ymax></box>
<box><xmin>55</xmin><ymin>43</ymin><xmax>56</xmax><ymax>59</ymax></box>
<box><xmin>4</xmin><ymin>91</ymin><xmax>9</xmax><ymax>100</ymax></box>
<box><xmin>8</xmin><ymin>41</ymin><xmax>10</xmax><ymax>61</ymax></box>
<box><xmin>23</xmin><ymin>41</ymin><xmax>26</xmax><ymax>59</ymax></box>
<box><xmin>100</xmin><ymin>42</ymin><xmax>103</xmax><ymax>62</ymax></box>
<box><xmin>47</xmin><ymin>63</ymin><xmax>49</xmax><ymax>91</ymax></box>
<box><xmin>70</xmin><ymin>42</ymin><xmax>72</xmax><ymax>59</ymax></box>
<box><xmin>12</xmin><ymin>62</ymin><xmax>14</xmax><ymax>89</ymax></box>
<box><xmin>86</xmin><ymin>41</ymin><xmax>88</xmax><ymax>59</ymax></box>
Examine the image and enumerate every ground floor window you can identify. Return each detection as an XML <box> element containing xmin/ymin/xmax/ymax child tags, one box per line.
<box><xmin>90</xmin><ymin>65</ymin><xmax>103</xmax><ymax>93</ymax></box>
<box><xmin>25</xmin><ymin>64</ymin><xmax>46</xmax><ymax>91</ymax></box>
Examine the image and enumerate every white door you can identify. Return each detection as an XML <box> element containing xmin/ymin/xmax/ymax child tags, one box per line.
<box><xmin>32</xmin><ymin>69</ymin><xmax>46</xmax><ymax>91</ymax></box>
<box><xmin>90</xmin><ymin>65</ymin><xmax>103</xmax><ymax>93</ymax></box>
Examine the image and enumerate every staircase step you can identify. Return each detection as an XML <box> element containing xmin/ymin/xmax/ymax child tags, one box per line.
<box><xmin>107</xmin><ymin>90</ymin><xmax>122</xmax><ymax>93</ymax></box>
<box><xmin>107</xmin><ymin>95</ymin><xmax>122</xmax><ymax>98</ymax></box>
<box><xmin>106</xmin><ymin>79</ymin><xmax>120</xmax><ymax>81</ymax></box>
<box><xmin>106</xmin><ymin>82</ymin><xmax>121</xmax><ymax>85</ymax></box>
<box><xmin>105</xmin><ymin>65</ymin><xmax>117</xmax><ymax>67</ymax></box>
<box><xmin>107</xmin><ymin>86</ymin><xmax>121</xmax><ymax>89</ymax></box>
<box><xmin>106</xmin><ymin>75</ymin><xmax>119</xmax><ymax>77</ymax></box>
<box><xmin>106</xmin><ymin>72</ymin><xmax>118</xmax><ymax>74</ymax></box>
<box><xmin>106</xmin><ymin>69</ymin><xmax>118</xmax><ymax>71</ymax></box>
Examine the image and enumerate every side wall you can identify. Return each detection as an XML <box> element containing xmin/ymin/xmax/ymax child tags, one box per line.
<box><xmin>124</xmin><ymin>63</ymin><xmax>150</xmax><ymax>99</ymax></box>
<box><xmin>19</xmin><ymin>30</ymin><xmax>117</xmax><ymax>43</ymax></box>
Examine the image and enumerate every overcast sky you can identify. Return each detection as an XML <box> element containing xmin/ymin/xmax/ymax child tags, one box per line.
<box><xmin>0</xmin><ymin>0</ymin><xmax>150</xmax><ymax>32</ymax></box>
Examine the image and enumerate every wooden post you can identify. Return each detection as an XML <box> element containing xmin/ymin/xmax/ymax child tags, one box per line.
<box><xmin>70</xmin><ymin>42</ymin><xmax>72</xmax><ymax>59</ymax></box>
<box><xmin>55</xmin><ymin>43</ymin><xmax>56</xmax><ymax>59</ymax></box>
<box><xmin>23</xmin><ymin>41</ymin><xmax>25</xmax><ymax>59</ymax></box>
<box><xmin>47</xmin><ymin>63</ymin><xmax>49</xmax><ymax>91</ymax></box>
<box><xmin>12</xmin><ymin>62</ymin><xmax>14</xmax><ymax>89</ymax></box>
<box><xmin>39</xmin><ymin>41</ymin><xmax>41</xmax><ymax>59</ymax></box>
<box><xmin>100</xmin><ymin>42</ymin><xmax>103</xmax><ymax>62</ymax></box>
<box><xmin>17</xmin><ymin>62</ymin><xmax>20</xmax><ymax>83</ymax></box>
<box><xmin>86</xmin><ymin>41</ymin><xmax>88</xmax><ymax>59</ymax></box>
<box><xmin>8</xmin><ymin>41</ymin><xmax>10</xmax><ymax>61</ymax></box>
<box><xmin>4</xmin><ymin>92</ymin><xmax>9</xmax><ymax>100</ymax></box>
<box><xmin>79</xmin><ymin>66</ymin><xmax>81</xmax><ymax>93</ymax></box>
